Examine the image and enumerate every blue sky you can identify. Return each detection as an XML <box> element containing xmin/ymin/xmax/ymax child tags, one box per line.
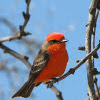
<box><xmin>0</xmin><ymin>0</ymin><xmax>100</xmax><ymax>100</ymax></box>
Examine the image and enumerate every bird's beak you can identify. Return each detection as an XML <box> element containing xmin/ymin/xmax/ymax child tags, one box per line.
<box><xmin>61</xmin><ymin>39</ymin><xmax>69</xmax><ymax>43</ymax></box>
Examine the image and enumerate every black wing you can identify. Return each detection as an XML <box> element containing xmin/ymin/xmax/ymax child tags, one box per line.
<box><xmin>28</xmin><ymin>48</ymin><xmax>49</xmax><ymax>83</ymax></box>
<box><xmin>11</xmin><ymin>48</ymin><xmax>49</xmax><ymax>98</ymax></box>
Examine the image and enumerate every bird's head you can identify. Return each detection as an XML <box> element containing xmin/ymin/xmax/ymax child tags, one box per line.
<box><xmin>45</xmin><ymin>32</ymin><xmax>68</xmax><ymax>44</ymax></box>
<box><xmin>42</xmin><ymin>32</ymin><xmax>68</xmax><ymax>52</ymax></box>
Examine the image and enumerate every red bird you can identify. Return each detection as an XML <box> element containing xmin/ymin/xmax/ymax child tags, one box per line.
<box><xmin>12</xmin><ymin>32</ymin><xmax>68</xmax><ymax>98</ymax></box>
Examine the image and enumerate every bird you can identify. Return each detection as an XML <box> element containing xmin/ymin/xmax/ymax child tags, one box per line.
<box><xmin>12</xmin><ymin>32</ymin><xmax>68</xmax><ymax>98</ymax></box>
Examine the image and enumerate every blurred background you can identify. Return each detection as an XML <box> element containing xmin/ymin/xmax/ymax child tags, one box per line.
<box><xmin>0</xmin><ymin>0</ymin><xmax>100</xmax><ymax>100</ymax></box>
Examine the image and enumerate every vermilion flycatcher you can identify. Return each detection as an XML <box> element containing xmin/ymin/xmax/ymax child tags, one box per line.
<box><xmin>12</xmin><ymin>32</ymin><xmax>68</xmax><ymax>98</ymax></box>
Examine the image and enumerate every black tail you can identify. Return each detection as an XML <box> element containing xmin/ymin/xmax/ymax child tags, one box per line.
<box><xmin>12</xmin><ymin>81</ymin><xmax>36</xmax><ymax>98</ymax></box>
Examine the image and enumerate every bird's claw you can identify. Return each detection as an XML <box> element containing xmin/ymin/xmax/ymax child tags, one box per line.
<box><xmin>51</xmin><ymin>78</ymin><xmax>58</xmax><ymax>83</ymax></box>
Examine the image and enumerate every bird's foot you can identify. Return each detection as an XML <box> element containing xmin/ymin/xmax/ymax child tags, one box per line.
<box><xmin>51</xmin><ymin>78</ymin><xmax>58</xmax><ymax>83</ymax></box>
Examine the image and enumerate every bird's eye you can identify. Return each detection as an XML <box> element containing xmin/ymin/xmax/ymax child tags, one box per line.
<box><xmin>51</xmin><ymin>40</ymin><xmax>57</xmax><ymax>43</ymax></box>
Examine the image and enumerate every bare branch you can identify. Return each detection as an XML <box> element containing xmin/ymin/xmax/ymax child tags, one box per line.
<box><xmin>78</xmin><ymin>46</ymin><xmax>85</xmax><ymax>51</ymax></box>
<box><xmin>45</xmin><ymin>84</ymin><xmax>63</xmax><ymax>100</ymax></box>
<box><xmin>0</xmin><ymin>32</ymin><xmax>31</xmax><ymax>43</ymax></box>
<box><xmin>0</xmin><ymin>43</ymin><xmax>31</xmax><ymax>70</ymax></box>
<box><xmin>85</xmin><ymin>0</ymin><xmax>98</xmax><ymax>100</ymax></box>
<box><xmin>0</xmin><ymin>0</ymin><xmax>31</xmax><ymax>43</ymax></box>
<box><xmin>19</xmin><ymin>0</ymin><xmax>31</xmax><ymax>33</ymax></box>
<box><xmin>92</xmin><ymin>9</ymin><xmax>100</xmax><ymax>99</ymax></box>
<box><xmin>93</xmin><ymin>77</ymin><xmax>100</xmax><ymax>99</ymax></box>
<box><xmin>51</xmin><ymin>86</ymin><xmax>63</xmax><ymax>100</ymax></box>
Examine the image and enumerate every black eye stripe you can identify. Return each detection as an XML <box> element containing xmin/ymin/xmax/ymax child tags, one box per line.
<box><xmin>49</xmin><ymin>40</ymin><xmax>60</xmax><ymax>43</ymax></box>
<box><xmin>48</xmin><ymin>40</ymin><xmax>60</xmax><ymax>44</ymax></box>
<box><xmin>51</xmin><ymin>40</ymin><xmax>58</xmax><ymax>42</ymax></box>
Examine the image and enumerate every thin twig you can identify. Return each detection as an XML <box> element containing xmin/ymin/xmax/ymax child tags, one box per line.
<box><xmin>0</xmin><ymin>0</ymin><xmax>31</xmax><ymax>43</ymax></box>
<box><xmin>45</xmin><ymin>84</ymin><xmax>63</xmax><ymax>100</ymax></box>
<box><xmin>51</xmin><ymin>86</ymin><xmax>63</xmax><ymax>100</ymax></box>
<box><xmin>0</xmin><ymin>32</ymin><xmax>31</xmax><ymax>43</ymax></box>
<box><xmin>97</xmin><ymin>72</ymin><xmax>100</xmax><ymax>75</ymax></box>
<box><xmin>93</xmin><ymin>77</ymin><xmax>100</xmax><ymax>99</ymax></box>
<box><xmin>92</xmin><ymin>10</ymin><xmax>99</xmax><ymax>58</ymax></box>
<box><xmin>19</xmin><ymin>0</ymin><xmax>31</xmax><ymax>32</ymax></box>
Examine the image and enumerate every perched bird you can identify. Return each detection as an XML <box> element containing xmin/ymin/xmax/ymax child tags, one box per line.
<box><xmin>12</xmin><ymin>32</ymin><xmax>68</xmax><ymax>98</ymax></box>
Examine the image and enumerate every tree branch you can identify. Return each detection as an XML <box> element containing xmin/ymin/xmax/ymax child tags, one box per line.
<box><xmin>0</xmin><ymin>43</ymin><xmax>31</xmax><ymax>70</ymax></box>
<box><xmin>85</xmin><ymin>0</ymin><xmax>98</xmax><ymax>100</ymax></box>
<box><xmin>51</xmin><ymin>86</ymin><xmax>63</xmax><ymax>100</ymax></box>
<box><xmin>0</xmin><ymin>0</ymin><xmax>31</xmax><ymax>43</ymax></box>
<box><xmin>19</xmin><ymin>0</ymin><xmax>31</xmax><ymax>33</ymax></box>
<box><xmin>45</xmin><ymin>84</ymin><xmax>63</xmax><ymax>100</ymax></box>
<box><xmin>0</xmin><ymin>32</ymin><xmax>31</xmax><ymax>43</ymax></box>
<box><xmin>91</xmin><ymin>9</ymin><xmax>100</xmax><ymax>99</ymax></box>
